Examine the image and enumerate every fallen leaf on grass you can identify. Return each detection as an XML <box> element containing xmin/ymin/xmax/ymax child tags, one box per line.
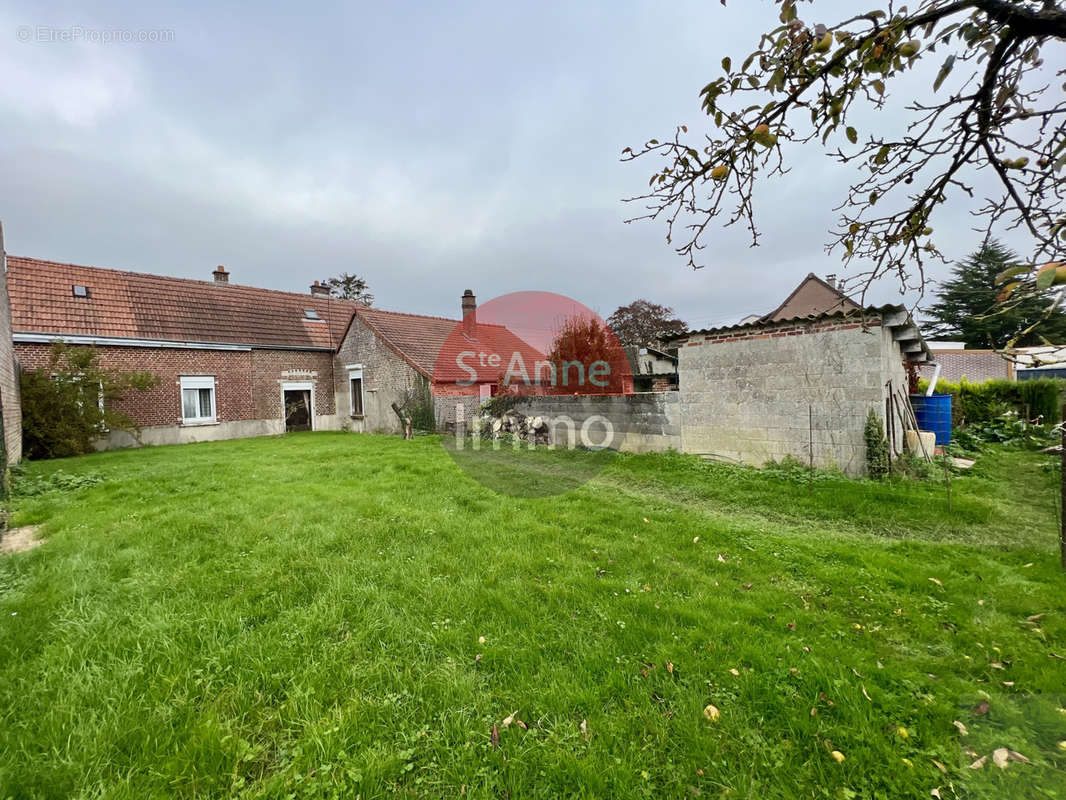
<box><xmin>643</xmin><ymin>518</ymin><xmax>650</xmax><ymax>523</ymax></box>
<box><xmin>717</xmin><ymin>554</ymin><xmax>726</xmax><ymax>563</ymax></box>
<box><xmin>491</xmin><ymin>725</ymin><xmax>499</xmax><ymax>749</ymax></box>
<box><xmin>580</xmin><ymin>719</ymin><xmax>589</xmax><ymax>740</ymax></box>
<box><xmin>703</xmin><ymin>704</ymin><xmax>720</xmax><ymax>722</ymax></box>
<box><xmin>1027</xmin><ymin>613</ymin><xmax>1045</xmax><ymax>622</ymax></box>
<box><xmin>931</xmin><ymin>789</ymin><xmax>942</xmax><ymax>799</ymax></box>
<box><xmin>830</xmin><ymin>750</ymin><xmax>845</xmax><ymax>763</ymax></box>
<box><xmin>993</xmin><ymin>748</ymin><xmax>1010</xmax><ymax>769</ymax></box>
<box><xmin>862</xmin><ymin>685</ymin><xmax>872</xmax><ymax>702</ymax></box>
<box><xmin>475</xmin><ymin>653</ymin><xmax>483</xmax><ymax>663</ymax></box>
<box><xmin>929</xmin><ymin>578</ymin><xmax>943</xmax><ymax>588</ymax></box>
<box><xmin>810</xmin><ymin>707</ymin><xmax>817</xmax><ymax>717</ymax></box>
<box><xmin>973</xmin><ymin>700</ymin><xmax>990</xmax><ymax>716</ymax></box>
<box><xmin>666</xmin><ymin>661</ymin><xmax>674</xmax><ymax>675</ymax></box>
<box><xmin>932</xmin><ymin>759</ymin><xmax>947</xmax><ymax>774</ymax></box>
<box><xmin>786</xmin><ymin>621</ymin><xmax>796</xmax><ymax>630</ymax></box>
<box><xmin>693</xmin><ymin>536</ymin><xmax>699</xmax><ymax>543</ymax></box>
<box><xmin>969</xmin><ymin>755</ymin><xmax>987</xmax><ymax>770</ymax></box>
<box><xmin>502</xmin><ymin>711</ymin><xmax>518</xmax><ymax>728</ymax></box>
<box><xmin>990</xmin><ymin>662</ymin><xmax>1005</xmax><ymax>670</ymax></box>
<box><xmin>953</xmin><ymin>720</ymin><xmax>968</xmax><ymax>736</ymax></box>
<box><xmin>729</xmin><ymin>668</ymin><xmax>740</xmax><ymax>676</ymax></box>
<box><xmin>1022</xmin><ymin>562</ymin><xmax>1033</xmax><ymax>568</ymax></box>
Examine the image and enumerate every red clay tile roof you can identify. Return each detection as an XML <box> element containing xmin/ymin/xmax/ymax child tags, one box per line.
<box><xmin>356</xmin><ymin>307</ymin><xmax>545</xmax><ymax>382</ymax></box>
<box><xmin>761</xmin><ymin>273</ymin><xmax>860</xmax><ymax>323</ymax></box>
<box><xmin>7</xmin><ymin>256</ymin><xmax>546</xmax><ymax>379</ymax></box>
<box><xmin>7</xmin><ymin>256</ymin><xmax>356</xmax><ymax>349</ymax></box>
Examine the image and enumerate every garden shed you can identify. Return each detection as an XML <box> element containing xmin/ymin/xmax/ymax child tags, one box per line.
<box><xmin>669</xmin><ymin>276</ymin><xmax>933</xmax><ymax>476</ymax></box>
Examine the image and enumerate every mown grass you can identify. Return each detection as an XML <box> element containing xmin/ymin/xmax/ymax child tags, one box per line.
<box><xmin>1</xmin><ymin>432</ymin><xmax>1064</xmax><ymax>799</ymax></box>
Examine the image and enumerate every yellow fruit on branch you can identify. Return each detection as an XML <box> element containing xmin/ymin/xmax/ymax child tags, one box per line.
<box><xmin>751</xmin><ymin>123</ymin><xmax>777</xmax><ymax>148</ymax></box>
<box><xmin>710</xmin><ymin>164</ymin><xmax>730</xmax><ymax>181</ymax></box>
<box><xmin>813</xmin><ymin>32</ymin><xmax>833</xmax><ymax>54</ymax></box>
<box><xmin>899</xmin><ymin>39</ymin><xmax>921</xmax><ymax>58</ymax></box>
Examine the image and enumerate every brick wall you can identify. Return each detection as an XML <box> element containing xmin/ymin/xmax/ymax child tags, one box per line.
<box><xmin>333</xmin><ymin>315</ymin><xmax>425</xmax><ymax>433</ymax></box>
<box><xmin>15</xmin><ymin>342</ymin><xmax>335</xmax><ymax>431</ymax></box>
<box><xmin>919</xmin><ymin>350</ymin><xmax>1013</xmax><ymax>383</ymax></box>
<box><xmin>0</xmin><ymin>248</ymin><xmax>21</xmax><ymax>464</ymax></box>
<box><xmin>674</xmin><ymin>317</ymin><xmax>906</xmax><ymax>476</ymax></box>
<box><xmin>251</xmin><ymin>349</ymin><xmax>336</xmax><ymax>419</ymax></box>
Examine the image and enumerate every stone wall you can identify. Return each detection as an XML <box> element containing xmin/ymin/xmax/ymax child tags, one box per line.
<box><xmin>674</xmin><ymin>318</ymin><xmax>906</xmax><ymax>476</ymax></box>
<box><xmin>333</xmin><ymin>315</ymin><xmax>426</xmax><ymax>434</ymax></box>
<box><xmin>0</xmin><ymin>235</ymin><xmax>21</xmax><ymax>465</ymax></box>
<box><xmin>501</xmin><ymin>392</ymin><xmax>682</xmax><ymax>453</ymax></box>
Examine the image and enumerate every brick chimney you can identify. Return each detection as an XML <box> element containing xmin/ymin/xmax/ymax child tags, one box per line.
<box><xmin>310</xmin><ymin>280</ymin><xmax>331</xmax><ymax>297</ymax></box>
<box><xmin>462</xmin><ymin>289</ymin><xmax>477</xmax><ymax>338</ymax></box>
<box><xmin>212</xmin><ymin>265</ymin><xmax>229</xmax><ymax>284</ymax></box>
<box><xmin>825</xmin><ymin>273</ymin><xmax>837</xmax><ymax>290</ymax></box>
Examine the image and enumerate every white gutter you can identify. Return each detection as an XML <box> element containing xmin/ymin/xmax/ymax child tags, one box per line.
<box><xmin>926</xmin><ymin>363</ymin><xmax>941</xmax><ymax>396</ymax></box>
<box><xmin>14</xmin><ymin>332</ymin><xmax>253</xmax><ymax>351</ymax></box>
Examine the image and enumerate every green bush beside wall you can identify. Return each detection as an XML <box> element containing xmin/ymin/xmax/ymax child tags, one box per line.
<box><xmin>917</xmin><ymin>376</ymin><xmax>1065</xmax><ymax>425</ymax></box>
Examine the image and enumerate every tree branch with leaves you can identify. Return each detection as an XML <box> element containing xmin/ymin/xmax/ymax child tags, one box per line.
<box><xmin>623</xmin><ymin>0</ymin><xmax>1066</xmax><ymax>312</ymax></box>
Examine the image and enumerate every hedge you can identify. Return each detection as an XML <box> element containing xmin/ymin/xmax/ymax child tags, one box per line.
<box><xmin>916</xmin><ymin>376</ymin><xmax>1065</xmax><ymax>425</ymax></box>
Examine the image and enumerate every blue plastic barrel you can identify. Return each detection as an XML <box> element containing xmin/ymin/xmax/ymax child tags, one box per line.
<box><xmin>910</xmin><ymin>394</ymin><xmax>952</xmax><ymax>445</ymax></box>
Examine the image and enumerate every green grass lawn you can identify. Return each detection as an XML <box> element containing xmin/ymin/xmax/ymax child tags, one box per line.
<box><xmin>1</xmin><ymin>433</ymin><xmax>1064</xmax><ymax>799</ymax></box>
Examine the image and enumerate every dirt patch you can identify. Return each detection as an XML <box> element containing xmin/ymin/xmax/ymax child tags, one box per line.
<box><xmin>1</xmin><ymin>525</ymin><xmax>45</xmax><ymax>555</ymax></box>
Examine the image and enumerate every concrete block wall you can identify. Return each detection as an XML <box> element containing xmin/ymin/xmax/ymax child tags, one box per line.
<box><xmin>675</xmin><ymin>318</ymin><xmax>904</xmax><ymax>475</ymax></box>
<box><xmin>504</xmin><ymin>392</ymin><xmax>682</xmax><ymax>453</ymax></box>
<box><xmin>333</xmin><ymin>315</ymin><xmax>425</xmax><ymax>434</ymax></box>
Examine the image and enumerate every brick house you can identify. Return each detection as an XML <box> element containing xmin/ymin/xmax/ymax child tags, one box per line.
<box><xmin>8</xmin><ymin>256</ymin><xmax>544</xmax><ymax>449</ymax></box>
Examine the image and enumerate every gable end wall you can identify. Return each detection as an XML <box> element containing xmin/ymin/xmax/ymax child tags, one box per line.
<box><xmin>675</xmin><ymin>318</ymin><xmax>905</xmax><ymax>475</ymax></box>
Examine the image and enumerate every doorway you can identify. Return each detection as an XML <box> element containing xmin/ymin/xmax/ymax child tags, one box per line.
<box><xmin>282</xmin><ymin>382</ymin><xmax>314</xmax><ymax>432</ymax></box>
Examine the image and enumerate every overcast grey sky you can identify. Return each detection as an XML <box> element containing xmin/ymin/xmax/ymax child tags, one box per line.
<box><xmin>2</xmin><ymin>1</ymin><xmax>1059</xmax><ymax>330</ymax></box>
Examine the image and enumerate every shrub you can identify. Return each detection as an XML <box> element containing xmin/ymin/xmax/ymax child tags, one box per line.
<box><xmin>863</xmin><ymin>409</ymin><xmax>890</xmax><ymax>479</ymax></box>
<box><xmin>20</xmin><ymin>343</ymin><xmax>160</xmax><ymax>459</ymax></box>
<box><xmin>918</xmin><ymin>376</ymin><xmax>1065</xmax><ymax>425</ymax></box>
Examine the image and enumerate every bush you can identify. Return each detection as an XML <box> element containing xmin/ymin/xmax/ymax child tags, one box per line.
<box><xmin>950</xmin><ymin>413</ymin><xmax>1058</xmax><ymax>450</ymax></box>
<box><xmin>20</xmin><ymin>343</ymin><xmax>160</xmax><ymax>459</ymax></box>
<box><xmin>864</xmin><ymin>409</ymin><xmax>890</xmax><ymax>479</ymax></box>
<box><xmin>918</xmin><ymin>376</ymin><xmax>1065</xmax><ymax>426</ymax></box>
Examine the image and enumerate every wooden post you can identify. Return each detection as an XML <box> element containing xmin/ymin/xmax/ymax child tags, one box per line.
<box><xmin>1061</xmin><ymin>404</ymin><xmax>1065</xmax><ymax>570</ymax></box>
<box><xmin>808</xmin><ymin>404</ymin><xmax>814</xmax><ymax>490</ymax></box>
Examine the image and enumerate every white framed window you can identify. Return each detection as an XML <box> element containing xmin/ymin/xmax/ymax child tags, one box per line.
<box><xmin>348</xmin><ymin>365</ymin><xmax>364</xmax><ymax>417</ymax></box>
<box><xmin>180</xmin><ymin>376</ymin><xmax>216</xmax><ymax>424</ymax></box>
